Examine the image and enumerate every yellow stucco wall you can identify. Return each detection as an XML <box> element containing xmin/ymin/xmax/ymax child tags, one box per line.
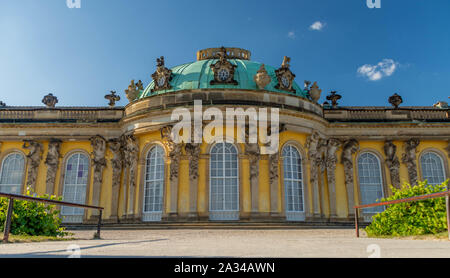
<box><xmin>0</xmin><ymin>134</ymin><xmax>448</xmax><ymax>222</ymax></box>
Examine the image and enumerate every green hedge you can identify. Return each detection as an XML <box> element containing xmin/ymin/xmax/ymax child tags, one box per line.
<box><xmin>0</xmin><ymin>189</ymin><xmax>68</xmax><ymax>237</ymax></box>
<box><xmin>365</xmin><ymin>180</ymin><xmax>449</xmax><ymax>237</ymax></box>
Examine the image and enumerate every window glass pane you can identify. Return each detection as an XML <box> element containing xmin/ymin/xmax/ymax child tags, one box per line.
<box><xmin>283</xmin><ymin>145</ymin><xmax>304</xmax><ymax>213</ymax></box>
<box><xmin>420</xmin><ymin>152</ymin><xmax>446</xmax><ymax>185</ymax></box>
<box><xmin>357</xmin><ymin>153</ymin><xmax>384</xmax><ymax>213</ymax></box>
<box><xmin>210</xmin><ymin>143</ymin><xmax>239</xmax><ymax>212</ymax></box>
<box><xmin>0</xmin><ymin>153</ymin><xmax>25</xmax><ymax>194</ymax></box>
<box><xmin>61</xmin><ymin>153</ymin><xmax>89</xmax><ymax>216</ymax></box>
<box><xmin>143</xmin><ymin>146</ymin><xmax>165</xmax><ymax>213</ymax></box>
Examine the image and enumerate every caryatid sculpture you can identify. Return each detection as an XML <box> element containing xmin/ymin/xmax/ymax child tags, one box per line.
<box><xmin>23</xmin><ymin>140</ymin><xmax>43</xmax><ymax>192</ymax></box>
<box><xmin>45</xmin><ymin>139</ymin><xmax>62</xmax><ymax>195</ymax></box>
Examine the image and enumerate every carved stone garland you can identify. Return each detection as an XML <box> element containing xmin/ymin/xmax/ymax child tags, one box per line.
<box><xmin>274</xmin><ymin>56</ymin><xmax>296</xmax><ymax>93</ymax></box>
<box><xmin>384</xmin><ymin>140</ymin><xmax>400</xmax><ymax>189</ymax></box>
<box><xmin>23</xmin><ymin>140</ymin><xmax>43</xmax><ymax>192</ymax></box>
<box><xmin>210</xmin><ymin>47</ymin><xmax>238</xmax><ymax>85</ymax></box>
<box><xmin>161</xmin><ymin>126</ymin><xmax>182</xmax><ymax>216</ymax></box>
<box><xmin>246</xmin><ymin>141</ymin><xmax>260</xmax><ymax>214</ymax></box>
<box><xmin>122</xmin><ymin>134</ymin><xmax>139</xmax><ymax>218</ymax></box>
<box><xmin>185</xmin><ymin>140</ymin><xmax>201</xmax><ymax>218</ymax></box>
<box><xmin>305</xmin><ymin>131</ymin><xmax>322</xmax><ymax>217</ymax></box>
<box><xmin>108</xmin><ymin>138</ymin><xmax>123</xmax><ymax>221</ymax></box>
<box><xmin>90</xmin><ymin>135</ymin><xmax>107</xmax><ymax>217</ymax></box>
<box><xmin>401</xmin><ymin>138</ymin><xmax>420</xmax><ymax>186</ymax></box>
<box><xmin>44</xmin><ymin>139</ymin><xmax>61</xmax><ymax>195</ymax></box>
<box><xmin>325</xmin><ymin>138</ymin><xmax>341</xmax><ymax>218</ymax></box>
<box><xmin>268</xmin><ymin>152</ymin><xmax>279</xmax><ymax>215</ymax></box>
<box><xmin>151</xmin><ymin>56</ymin><xmax>173</xmax><ymax>92</ymax></box>
<box><xmin>340</xmin><ymin>139</ymin><xmax>359</xmax><ymax>217</ymax></box>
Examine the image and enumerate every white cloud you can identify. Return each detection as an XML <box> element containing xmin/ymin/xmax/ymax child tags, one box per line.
<box><xmin>287</xmin><ymin>31</ymin><xmax>296</xmax><ymax>39</ymax></box>
<box><xmin>309</xmin><ymin>21</ymin><xmax>325</xmax><ymax>31</ymax></box>
<box><xmin>357</xmin><ymin>59</ymin><xmax>398</xmax><ymax>81</ymax></box>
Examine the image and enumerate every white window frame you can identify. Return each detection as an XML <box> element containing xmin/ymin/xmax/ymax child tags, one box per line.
<box><xmin>0</xmin><ymin>152</ymin><xmax>25</xmax><ymax>194</ymax></box>
<box><xmin>142</xmin><ymin>145</ymin><xmax>165</xmax><ymax>222</ymax></box>
<box><xmin>282</xmin><ymin>145</ymin><xmax>305</xmax><ymax>221</ymax></box>
<box><xmin>357</xmin><ymin>152</ymin><xmax>385</xmax><ymax>215</ymax></box>
<box><xmin>209</xmin><ymin>142</ymin><xmax>239</xmax><ymax>221</ymax></box>
<box><xmin>420</xmin><ymin>151</ymin><xmax>447</xmax><ymax>186</ymax></box>
<box><xmin>61</xmin><ymin>153</ymin><xmax>89</xmax><ymax>223</ymax></box>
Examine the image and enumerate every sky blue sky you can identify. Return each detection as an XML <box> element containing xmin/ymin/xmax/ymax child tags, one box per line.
<box><xmin>0</xmin><ymin>0</ymin><xmax>449</xmax><ymax>107</ymax></box>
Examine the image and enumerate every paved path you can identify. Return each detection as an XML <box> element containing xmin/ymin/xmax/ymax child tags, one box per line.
<box><xmin>1</xmin><ymin>229</ymin><xmax>449</xmax><ymax>258</ymax></box>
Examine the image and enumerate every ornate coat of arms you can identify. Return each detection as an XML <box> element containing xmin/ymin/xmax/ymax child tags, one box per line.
<box><xmin>274</xmin><ymin>56</ymin><xmax>296</xmax><ymax>93</ymax></box>
<box><xmin>151</xmin><ymin>56</ymin><xmax>173</xmax><ymax>92</ymax></box>
<box><xmin>210</xmin><ymin>47</ymin><xmax>238</xmax><ymax>85</ymax></box>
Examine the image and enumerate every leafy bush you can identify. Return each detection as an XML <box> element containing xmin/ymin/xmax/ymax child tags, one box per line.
<box><xmin>365</xmin><ymin>180</ymin><xmax>449</xmax><ymax>237</ymax></box>
<box><xmin>0</xmin><ymin>189</ymin><xmax>68</xmax><ymax>237</ymax></box>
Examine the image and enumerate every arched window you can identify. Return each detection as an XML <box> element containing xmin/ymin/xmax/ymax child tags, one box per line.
<box><xmin>282</xmin><ymin>144</ymin><xmax>305</xmax><ymax>221</ymax></box>
<box><xmin>143</xmin><ymin>145</ymin><xmax>165</xmax><ymax>221</ymax></box>
<box><xmin>420</xmin><ymin>152</ymin><xmax>446</xmax><ymax>185</ymax></box>
<box><xmin>0</xmin><ymin>153</ymin><xmax>25</xmax><ymax>194</ymax></box>
<box><xmin>357</xmin><ymin>152</ymin><xmax>384</xmax><ymax>213</ymax></box>
<box><xmin>61</xmin><ymin>153</ymin><xmax>89</xmax><ymax>223</ymax></box>
<box><xmin>209</xmin><ymin>142</ymin><xmax>239</xmax><ymax>221</ymax></box>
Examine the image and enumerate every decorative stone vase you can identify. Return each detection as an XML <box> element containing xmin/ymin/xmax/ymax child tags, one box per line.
<box><xmin>309</xmin><ymin>82</ymin><xmax>322</xmax><ymax>103</ymax></box>
<box><xmin>253</xmin><ymin>64</ymin><xmax>271</xmax><ymax>90</ymax></box>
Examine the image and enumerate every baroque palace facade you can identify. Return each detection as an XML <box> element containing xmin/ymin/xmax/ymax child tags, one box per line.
<box><xmin>0</xmin><ymin>47</ymin><xmax>449</xmax><ymax>224</ymax></box>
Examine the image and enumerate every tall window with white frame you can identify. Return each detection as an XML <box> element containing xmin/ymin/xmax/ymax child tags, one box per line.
<box><xmin>61</xmin><ymin>153</ymin><xmax>89</xmax><ymax>223</ymax></box>
<box><xmin>282</xmin><ymin>145</ymin><xmax>305</xmax><ymax>221</ymax></box>
<box><xmin>357</xmin><ymin>152</ymin><xmax>384</xmax><ymax>213</ymax></box>
<box><xmin>420</xmin><ymin>152</ymin><xmax>447</xmax><ymax>185</ymax></box>
<box><xmin>0</xmin><ymin>153</ymin><xmax>25</xmax><ymax>194</ymax></box>
<box><xmin>142</xmin><ymin>145</ymin><xmax>165</xmax><ymax>222</ymax></box>
<box><xmin>209</xmin><ymin>142</ymin><xmax>239</xmax><ymax>221</ymax></box>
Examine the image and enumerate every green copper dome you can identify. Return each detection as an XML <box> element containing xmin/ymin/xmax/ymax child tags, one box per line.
<box><xmin>139</xmin><ymin>59</ymin><xmax>308</xmax><ymax>99</ymax></box>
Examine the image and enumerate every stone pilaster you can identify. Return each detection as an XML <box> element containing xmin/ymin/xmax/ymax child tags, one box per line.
<box><xmin>44</xmin><ymin>139</ymin><xmax>61</xmax><ymax>195</ymax></box>
<box><xmin>401</xmin><ymin>139</ymin><xmax>420</xmax><ymax>186</ymax></box>
<box><xmin>22</xmin><ymin>140</ymin><xmax>43</xmax><ymax>192</ymax></box>
<box><xmin>325</xmin><ymin>138</ymin><xmax>341</xmax><ymax>219</ymax></box>
<box><xmin>108</xmin><ymin>138</ymin><xmax>123</xmax><ymax>222</ymax></box>
<box><xmin>90</xmin><ymin>135</ymin><xmax>107</xmax><ymax>217</ymax></box>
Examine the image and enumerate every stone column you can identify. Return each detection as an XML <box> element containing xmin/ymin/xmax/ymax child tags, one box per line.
<box><xmin>401</xmin><ymin>138</ymin><xmax>420</xmax><ymax>186</ymax></box>
<box><xmin>326</xmin><ymin>138</ymin><xmax>341</xmax><ymax>219</ymax></box>
<box><xmin>268</xmin><ymin>152</ymin><xmax>279</xmax><ymax>216</ymax></box>
<box><xmin>185</xmin><ymin>142</ymin><xmax>201</xmax><ymax>219</ymax></box>
<box><xmin>246</xmin><ymin>142</ymin><xmax>260</xmax><ymax>215</ymax></box>
<box><xmin>90</xmin><ymin>135</ymin><xmax>107</xmax><ymax>217</ymax></box>
<box><xmin>122</xmin><ymin>134</ymin><xmax>139</xmax><ymax>219</ymax></box>
<box><xmin>306</xmin><ymin>131</ymin><xmax>321</xmax><ymax>217</ymax></box>
<box><xmin>384</xmin><ymin>140</ymin><xmax>400</xmax><ymax>189</ymax></box>
<box><xmin>108</xmin><ymin>138</ymin><xmax>123</xmax><ymax>222</ymax></box>
<box><xmin>22</xmin><ymin>140</ymin><xmax>43</xmax><ymax>192</ymax></box>
<box><xmin>340</xmin><ymin>139</ymin><xmax>359</xmax><ymax>217</ymax></box>
<box><xmin>44</xmin><ymin>139</ymin><xmax>61</xmax><ymax>195</ymax></box>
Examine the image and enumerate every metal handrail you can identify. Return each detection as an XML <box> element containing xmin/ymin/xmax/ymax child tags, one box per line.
<box><xmin>0</xmin><ymin>192</ymin><xmax>104</xmax><ymax>243</ymax></box>
<box><xmin>353</xmin><ymin>190</ymin><xmax>450</xmax><ymax>240</ymax></box>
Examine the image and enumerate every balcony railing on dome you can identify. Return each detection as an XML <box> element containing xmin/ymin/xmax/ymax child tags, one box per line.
<box><xmin>353</xmin><ymin>190</ymin><xmax>450</xmax><ymax>240</ymax></box>
<box><xmin>0</xmin><ymin>192</ymin><xmax>104</xmax><ymax>243</ymax></box>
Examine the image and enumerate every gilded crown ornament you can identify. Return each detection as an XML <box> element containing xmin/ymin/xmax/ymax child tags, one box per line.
<box><xmin>274</xmin><ymin>56</ymin><xmax>296</xmax><ymax>93</ymax></box>
<box><xmin>210</xmin><ymin>47</ymin><xmax>238</xmax><ymax>85</ymax></box>
<box><xmin>151</xmin><ymin>56</ymin><xmax>173</xmax><ymax>92</ymax></box>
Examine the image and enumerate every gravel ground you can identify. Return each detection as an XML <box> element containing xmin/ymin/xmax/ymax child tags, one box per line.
<box><xmin>1</xmin><ymin>228</ymin><xmax>449</xmax><ymax>258</ymax></box>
